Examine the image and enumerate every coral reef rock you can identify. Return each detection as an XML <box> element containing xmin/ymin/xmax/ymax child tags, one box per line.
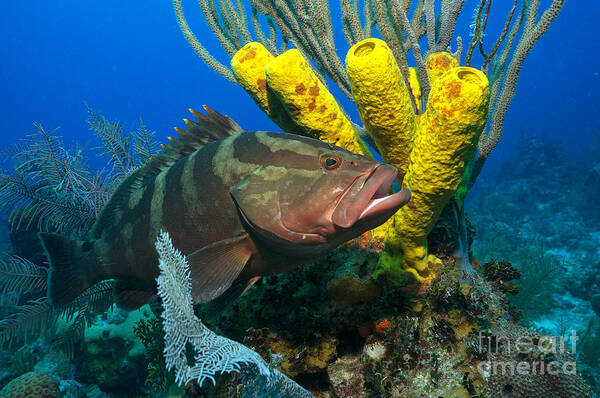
<box><xmin>245</xmin><ymin>328</ymin><xmax>337</xmax><ymax>378</ymax></box>
<box><xmin>327</xmin><ymin>355</ymin><xmax>365</xmax><ymax>398</ymax></box>
<box><xmin>484</xmin><ymin>322</ymin><xmax>591</xmax><ymax>397</ymax></box>
<box><xmin>80</xmin><ymin>307</ymin><xmax>152</xmax><ymax>394</ymax></box>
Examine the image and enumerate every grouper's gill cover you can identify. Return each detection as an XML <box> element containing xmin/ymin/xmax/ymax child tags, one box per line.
<box><xmin>39</xmin><ymin>107</ymin><xmax>411</xmax><ymax>313</ymax></box>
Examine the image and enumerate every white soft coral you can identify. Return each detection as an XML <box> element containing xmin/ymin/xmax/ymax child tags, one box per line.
<box><xmin>155</xmin><ymin>230</ymin><xmax>313</xmax><ymax>396</ymax></box>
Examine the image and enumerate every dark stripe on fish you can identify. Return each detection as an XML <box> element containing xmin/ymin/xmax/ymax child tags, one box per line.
<box><xmin>128</xmin><ymin>179</ymin><xmax>157</xmax><ymax>277</ymax></box>
<box><xmin>161</xmin><ymin>156</ymin><xmax>187</xmax><ymax>244</ymax></box>
<box><xmin>233</xmin><ymin>132</ymin><xmax>323</xmax><ymax>171</ymax></box>
<box><xmin>193</xmin><ymin>138</ymin><xmax>246</xmax><ymax>241</ymax></box>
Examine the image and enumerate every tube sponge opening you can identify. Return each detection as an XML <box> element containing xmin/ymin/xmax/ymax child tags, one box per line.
<box><xmin>353</xmin><ymin>41</ymin><xmax>376</xmax><ymax>57</ymax></box>
<box><xmin>456</xmin><ymin>68</ymin><xmax>485</xmax><ymax>85</ymax></box>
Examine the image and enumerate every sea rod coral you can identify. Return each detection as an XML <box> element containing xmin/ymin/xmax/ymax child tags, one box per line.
<box><xmin>173</xmin><ymin>0</ymin><xmax>565</xmax><ymax>286</ymax></box>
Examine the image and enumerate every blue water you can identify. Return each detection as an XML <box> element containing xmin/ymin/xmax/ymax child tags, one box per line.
<box><xmin>1</xmin><ymin>0</ymin><xmax>598</xmax><ymax>174</ymax></box>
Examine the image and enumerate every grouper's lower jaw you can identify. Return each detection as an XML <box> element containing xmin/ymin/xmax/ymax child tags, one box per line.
<box><xmin>332</xmin><ymin>164</ymin><xmax>411</xmax><ymax>229</ymax></box>
<box><xmin>358</xmin><ymin>187</ymin><xmax>411</xmax><ymax>220</ymax></box>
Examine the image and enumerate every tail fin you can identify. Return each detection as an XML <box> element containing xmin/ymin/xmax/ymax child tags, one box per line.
<box><xmin>39</xmin><ymin>233</ymin><xmax>96</xmax><ymax>308</ymax></box>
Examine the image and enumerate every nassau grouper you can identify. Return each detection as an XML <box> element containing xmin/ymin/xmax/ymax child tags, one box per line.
<box><xmin>40</xmin><ymin>107</ymin><xmax>411</xmax><ymax>313</ymax></box>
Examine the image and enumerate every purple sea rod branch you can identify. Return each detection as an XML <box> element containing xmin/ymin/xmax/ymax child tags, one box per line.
<box><xmin>341</xmin><ymin>0</ymin><xmax>363</xmax><ymax>46</ymax></box>
<box><xmin>435</xmin><ymin>0</ymin><xmax>467</xmax><ymax>52</ymax></box>
<box><xmin>372</xmin><ymin>0</ymin><xmax>407</xmax><ymax>69</ymax></box>
<box><xmin>172</xmin><ymin>0</ymin><xmax>236</xmax><ymax>82</ymax></box>
<box><xmin>391</xmin><ymin>0</ymin><xmax>431</xmax><ymax>112</ymax></box>
<box><xmin>249</xmin><ymin>0</ymin><xmax>350</xmax><ymax>96</ymax></box>
<box><xmin>480</xmin><ymin>0</ymin><xmax>519</xmax><ymax>74</ymax></box>
<box><xmin>424</xmin><ymin>0</ymin><xmax>436</xmax><ymax>52</ymax></box>
<box><xmin>410</xmin><ymin>0</ymin><xmax>426</xmax><ymax>42</ymax></box>
<box><xmin>478</xmin><ymin>0</ymin><xmax>566</xmax><ymax>159</ymax></box>
<box><xmin>465</xmin><ymin>0</ymin><xmax>488</xmax><ymax>67</ymax></box>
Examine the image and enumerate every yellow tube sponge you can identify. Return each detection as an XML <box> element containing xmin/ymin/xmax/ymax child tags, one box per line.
<box><xmin>426</xmin><ymin>52</ymin><xmax>459</xmax><ymax>89</ymax></box>
<box><xmin>230</xmin><ymin>42</ymin><xmax>273</xmax><ymax>110</ymax></box>
<box><xmin>231</xmin><ymin>42</ymin><xmax>302</xmax><ymax>135</ymax></box>
<box><xmin>265</xmin><ymin>49</ymin><xmax>369</xmax><ymax>156</ymax></box>
<box><xmin>384</xmin><ymin>66</ymin><xmax>490</xmax><ymax>281</ymax></box>
<box><xmin>345</xmin><ymin>38</ymin><xmax>416</xmax><ymax>178</ymax></box>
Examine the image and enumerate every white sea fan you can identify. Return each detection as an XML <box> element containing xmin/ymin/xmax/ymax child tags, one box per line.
<box><xmin>155</xmin><ymin>230</ymin><xmax>313</xmax><ymax>397</ymax></box>
<box><xmin>155</xmin><ymin>230</ymin><xmax>269</xmax><ymax>386</ymax></box>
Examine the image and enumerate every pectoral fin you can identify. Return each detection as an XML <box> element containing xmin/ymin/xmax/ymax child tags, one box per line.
<box><xmin>113</xmin><ymin>278</ymin><xmax>157</xmax><ymax>311</ymax></box>
<box><xmin>205</xmin><ymin>276</ymin><xmax>261</xmax><ymax>319</ymax></box>
<box><xmin>188</xmin><ymin>234</ymin><xmax>253</xmax><ymax>304</ymax></box>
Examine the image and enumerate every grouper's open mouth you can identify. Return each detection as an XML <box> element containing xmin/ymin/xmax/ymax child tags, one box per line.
<box><xmin>332</xmin><ymin>164</ymin><xmax>411</xmax><ymax>229</ymax></box>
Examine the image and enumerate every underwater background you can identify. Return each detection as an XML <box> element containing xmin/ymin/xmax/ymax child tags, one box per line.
<box><xmin>1</xmin><ymin>0</ymin><xmax>599</xmax><ymax>397</ymax></box>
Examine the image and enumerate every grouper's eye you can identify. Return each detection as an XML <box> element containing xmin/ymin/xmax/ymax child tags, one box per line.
<box><xmin>321</xmin><ymin>155</ymin><xmax>341</xmax><ymax>170</ymax></box>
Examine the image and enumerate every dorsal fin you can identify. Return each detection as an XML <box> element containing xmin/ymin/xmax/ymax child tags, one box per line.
<box><xmin>89</xmin><ymin>106</ymin><xmax>244</xmax><ymax>239</ymax></box>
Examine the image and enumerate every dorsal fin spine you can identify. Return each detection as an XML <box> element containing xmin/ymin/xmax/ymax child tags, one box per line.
<box><xmin>89</xmin><ymin>106</ymin><xmax>243</xmax><ymax>239</ymax></box>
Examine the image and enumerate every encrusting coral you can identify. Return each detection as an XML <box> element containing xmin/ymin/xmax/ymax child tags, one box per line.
<box><xmin>189</xmin><ymin>243</ymin><xmax>591</xmax><ymax>397</ymax></box>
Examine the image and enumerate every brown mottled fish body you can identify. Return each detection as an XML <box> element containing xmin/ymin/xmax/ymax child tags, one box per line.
<box><xmin>91</xmin><ymin>131</ymin><xmax>327</xmax><ymax>281</ymax></box>
<box><xmin>40</xmin><ymin>108</ymin><xmax>410</xmax><ymax>311</ymax></box>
